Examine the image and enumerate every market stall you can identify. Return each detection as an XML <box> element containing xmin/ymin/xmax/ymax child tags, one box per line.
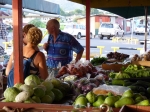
<box><xmin>1</xmin><ymin>0</ymin><xmax>150</xmax><ymax>112</ymax></box>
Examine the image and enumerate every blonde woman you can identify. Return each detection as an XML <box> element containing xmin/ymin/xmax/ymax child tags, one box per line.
<box><xmin>23</xmin><ymin>24</ymin><xmax>39</xmax><ymax>51</ymax></box>
<box><xmin>6</xmin><ymin>27</ymin><xmax>48</xmax><ymax>87</ymax></box>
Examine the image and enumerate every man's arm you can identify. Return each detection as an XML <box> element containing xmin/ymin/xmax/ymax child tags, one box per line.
<box><xmin>75</xmin><ymin>49</ymin><xmax>84</xmax><ymax>62</ymax></box>
<box><xmin>69</xmin><ymin>34</ymin><xmax>84</xmax><ymax>62</ymax></box>
<box><xmin>43</xmin><ymin>43</ymin><xmax>48</xmax><ymax>51</ymax></box>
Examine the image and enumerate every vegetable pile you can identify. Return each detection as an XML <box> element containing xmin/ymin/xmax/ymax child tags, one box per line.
<box><xmin>132</xmin><ymin>52</ymin><xmax>150</xmax><ymax>61</ymax></box>
<box><xmin>56</xmin><ymin>60</ymin><xmax>99</xmax><ymax>78</ymax></box>
<box><xmin>90</xmin><ymin>57</ymin><xmax>107</xmax><ymax>66</ymax></box>
<box><xmin>107</xmin><ymin>52</ymin><xmax>129</xmax><ymax>61</ymax></box>
<box><xmin>2</xmin><ymin>75</ymin><xmax>71</xmax><ymax>104</ymax></box>
<box><xmin>109</xmin><ymin>65</ymin><xmax>150</xmax><ymax>79</ymax></box>
<box><xmin>107</xmin><ymin>79</ymin><xmax>150</xmax><ymax>99</ymax></box>
<box><xmin>71</xmin><ymin>77</ymin><xmax>103</xmax><ymax>99</ymax></box>
<box><xmin>73</xmin><ymin>89</ymin><xmax>150</xmax><ymax>108</ymax></box>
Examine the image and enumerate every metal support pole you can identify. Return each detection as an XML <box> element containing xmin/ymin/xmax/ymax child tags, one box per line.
<box><xmin>12</xmin><ymin>0</ymin><xmax>23</xmax><ymax>84</ymax></box>
<box><xmin>86</xmin><ymin>0</ymin><xmax>90</xmax><ymax>60</ymax></box>
<box><xmin>131</xmin><ymin>17</ymin><xmax>134</xmax><ymax>41</ymax></box>
<box><xmin>144</xmin><ymin>7</ymin><xmax>148</xmax><ymax>52</ymax></box>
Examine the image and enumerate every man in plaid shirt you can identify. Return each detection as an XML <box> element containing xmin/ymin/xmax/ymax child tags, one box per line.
<box><xmin>0</xmin><ymin>10</ymin><xmax>9</xmax><ymax>40</ymax></box>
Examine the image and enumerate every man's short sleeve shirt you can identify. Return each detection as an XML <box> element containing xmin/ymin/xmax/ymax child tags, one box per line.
<box><xmin>46</xmin><ymin>31</ymin><xmax>84</xmax><ymax>68</ymax></box>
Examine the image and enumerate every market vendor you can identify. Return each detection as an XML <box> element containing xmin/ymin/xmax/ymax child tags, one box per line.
<box><xmin>43</xmin><ymin>19</ymin><xmax>84</xmax><ymax>75</ymax></box>
<box><xmin>6</xmin><ymin>27</ymin><xmax>48</xmax><ymax>86</ymax></box>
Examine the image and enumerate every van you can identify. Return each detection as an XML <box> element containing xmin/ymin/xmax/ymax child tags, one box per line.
<box><xmin>134</xmin><ymin>24</ymin><xmax>150</xmax><ymax>35</ymax></box>
<box><xmin>63</xmin><ymin>23</ymin><xmax>95</xmax><ymax>39</ymax></box>
<box><xmin>98</xmin><ymin>22</ymin><xmax>124</xmax><ymax>39</ymax></box>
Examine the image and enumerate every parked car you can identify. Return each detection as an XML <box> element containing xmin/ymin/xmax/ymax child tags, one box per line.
<box><xmin>139</xmin><ymin>39</ymin><xmax>150</xmax><ymax>45</ymax></box>
<box><xmin>98</xmin><ymin>22</ymin><xmax>124</xmax><ymax>39</ymax></box>
<box><xmin>134</xmin><ymin>24</ymin><xmax>150</xmax><ymax>35</ymax></box>
<box><xmin>63</xmin><ymin>23</ymin><xmax>95</xmax><ymax>39</ymax></box>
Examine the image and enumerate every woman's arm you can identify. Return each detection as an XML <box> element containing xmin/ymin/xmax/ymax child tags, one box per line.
<box><xmin>36</xmin><ymin>52</ymin><xmax>48</xmax><ymax>79</ymax></box>
<box><xmin>5</xmin><ymin>53</ymin><xmax>13</xmax><ymax>76</ymax></box>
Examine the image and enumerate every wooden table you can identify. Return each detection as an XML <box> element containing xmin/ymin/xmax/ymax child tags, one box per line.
<box><xmin>0</xmin><ymin>102</ymin><xmax>120</xmax><ymax>112</ymax></box>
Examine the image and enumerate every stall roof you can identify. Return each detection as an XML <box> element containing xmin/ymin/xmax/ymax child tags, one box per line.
<box><xmin>69</xmin><ymin>0</ymin><xmax>150</xmax><ymax>18</ymax></box>
<box><xmin>0</xmin><ymin>0</ymin><xmax>60</xmax><ymax>14</ymax></box>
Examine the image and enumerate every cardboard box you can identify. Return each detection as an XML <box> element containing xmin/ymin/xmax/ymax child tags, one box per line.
<box><xmin>102</xmin><ymin>63</ymin><xmax>129</xmax><ymax>72</ymax></box>
<box><xmin>132</xmin><ymin>61</ymin><xmax>150</xmax><ymax>67</ymax></box>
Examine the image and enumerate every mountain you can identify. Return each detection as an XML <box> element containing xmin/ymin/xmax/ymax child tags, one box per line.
<box><xmin>45</xmin><ymin>0</ymin><xmax>84</xmax><ymax>11</ymax></box>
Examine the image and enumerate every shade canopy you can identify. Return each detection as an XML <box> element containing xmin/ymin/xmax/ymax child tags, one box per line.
<box><xmin>100</xmin><ymin>7</ymin><xmax>150</xmax><ymax>18</ymax></box>
<box><xmin>69</xmin><ymin>0</ymin><xmax>150</xmax><ymax>18</ymax></box>
<box><xmin>0</xmin><ymin>0</ymin><xmax>60</xmax><ymax>14</ymax></box>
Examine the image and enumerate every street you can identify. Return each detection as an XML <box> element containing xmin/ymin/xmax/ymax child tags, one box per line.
<box><xmin>0</xmin><ymin>33</ymin><xmax>150</xmax><ymax>56</ymax></box>
<box><xmin>75</xmin><ymin>34</ymin><xmax>150</xmax><ymax>56</ymax></box>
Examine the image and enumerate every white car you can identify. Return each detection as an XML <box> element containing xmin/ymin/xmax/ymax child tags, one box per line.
<box><xmin>139</xmin><ymin>38</ymin><xmax>150</xmax><ymax>45</ymax></box>
<box><xmin>98</xmin><ymin>22</ymin><xmax>124</xmax><ymax>39</ymax></box>
<box><xmin>63</xmin><ymin>24</ymin><xmax>94</xmax><ymax>39</ymax></box>
<box><xmin>134</xmin><ymin>25</ymin><xmax>149</xmax><ymax>35</ymax></box>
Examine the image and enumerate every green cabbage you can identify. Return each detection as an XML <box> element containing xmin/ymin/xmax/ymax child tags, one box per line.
<box><xmin>25</xmin><ymin>75</ymin><xmax>41</xmax><ymax>85</ymax></box>
<box><xmin>41</xmin><ymin>81</ymin><xmax>53</xmax><ymax>91</ymax></box>
<box><xmin>19</xmin><ymin>84</ymin><xmax>34</xmax><ymax>96</ymax></box>
<box><xmin>4</xmin><ymin>87</ymin><xmax>20</xmax><ymax>102</ymax></box>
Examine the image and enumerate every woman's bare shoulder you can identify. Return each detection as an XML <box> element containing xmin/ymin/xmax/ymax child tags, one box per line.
<box><xmin>35</xmin><ymin>51</ymin><xmax>46</xmax><ymax>60</ymax></box>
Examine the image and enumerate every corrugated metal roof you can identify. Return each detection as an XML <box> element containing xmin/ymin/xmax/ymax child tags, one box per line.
<box><xmin>0</xmin><ymin>0</ymin><xmax>60</xmax><ymax>14</ymax></box>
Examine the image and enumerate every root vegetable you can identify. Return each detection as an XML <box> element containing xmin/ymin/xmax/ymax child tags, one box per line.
<box><xmin>15</xmin><ymin>91</ymin><xmax>30</xmax><ymax>102</ymax></box>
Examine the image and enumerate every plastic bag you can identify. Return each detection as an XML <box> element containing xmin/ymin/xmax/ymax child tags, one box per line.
<box><xmin>57</xmin><ymin>62</ymin><xmax>61</xmax><ymax>69</ymax></box>
<box><xmin>45</xmin><ymin>69</ymin><xmax>55</xmax><ymax>81</ymax></box>
<box><xmin>83</xmin><ymin>60</ymin><xmax>91</xmax><ymax>66</ymax></box>
<box><xmin>46</xmin><ymin>62</ymin><xmax>62</xmax><ymax>80</ymax></box>
<box><xmin>86</xmin><ymin>73</ymin><xmax>91</xmax><ymax>80</ymax></box>
<box><xmin>93</xmin><ymin>84</ymin><xmax>130</xmax><ymax>95</ymax></box>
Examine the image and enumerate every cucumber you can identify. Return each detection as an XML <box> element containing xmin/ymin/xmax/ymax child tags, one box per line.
<box><xmin>136</xmin><ymin>80</ymin><xmax>150</xmax><ymax>88</ymax></box>
<box><xmin>138</xmin><ymin>86</ymin><xmax>146</xmax><ymax>92</ymax></box>
<box><xmin>123</xmin><ymin>81</ymin><xmax>134</xmax><ymax>86</ymax></box>
<box><xmin>112</xmin><ymin>79</ymin><xmax>125</xmax><ymax>86</ymax></box>
<box><xmin>128</xmin><ymin>86</ymin><xmax>139</xmax><ymax>92</ymax></box>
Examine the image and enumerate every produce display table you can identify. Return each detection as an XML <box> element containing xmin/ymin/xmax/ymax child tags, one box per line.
<box><xmin>120</xmin><ymin>105</ymin><xmax>150</xmax><ymax>112</ymax></box>
<box><xmin>2</xmin><ymin>51</ymin><xmax>150</xmax><ymax>112</ymax></box>
<box><xmin>0</xmin><ymin>102</ymin><xmax>120</xmax><ymax>112</ymax></box>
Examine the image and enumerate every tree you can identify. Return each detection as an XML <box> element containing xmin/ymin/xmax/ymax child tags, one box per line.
<box><xmin>74</xmin><ymin>9</ymin><xmax>83</xmax><ymax>15</ymax></box>
<box><xmin>67</xmin><ymin>11</ymin><xmax>75</xmax><ymax>16</ymax></box>
<box><xmin>60</xmin><ymin>8</ymin><xmax>66</xmax><ymax>16</ymax></box>
<box><xmin>82</xmin><ymin>6</ymin><xmax>86</xmax><ymax>16</ymax></box>
<box><xmin>91</xmin><ymin>8</ymin><xmax>100</xmax><ymax>15</ymax></box>
<box><xmin>82</xmin><ymin>6</ymin><xmax>104</xmax><ymax>15</ymax></box>
<box><xmin>29</xmin><ymin>19</ymin><xmax>46</xmax><ymax>28</ymax></box>
<box><xmin>99</xmin><ymin>11</ymin><xmax>104</xmax><ymax>15</ymax></box>
<box><xmin>73</xmin><ymin>17</ymin><xmax>79</xmax><ymax>22</ymax></box>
